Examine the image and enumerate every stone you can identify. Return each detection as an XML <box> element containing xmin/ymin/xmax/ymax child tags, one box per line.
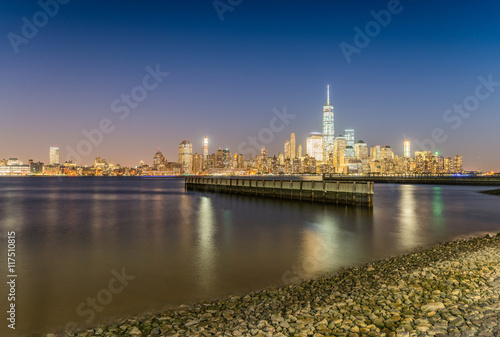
<box><xmin>421</xmin><ymin>302</ymin><xmax>445</xmax><ymax>311</ymax></box>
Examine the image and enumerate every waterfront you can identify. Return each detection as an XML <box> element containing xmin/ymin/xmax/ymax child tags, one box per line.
<box><xmin>0</xmin><ymin>177</ymin><xmax>500</xmax><ymax>336</ymax></box>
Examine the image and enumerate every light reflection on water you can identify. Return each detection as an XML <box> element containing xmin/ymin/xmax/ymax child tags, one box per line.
<box><xmin>0</xmin><ymin>177</ymin><xmax>499</xmax><ymax>336</ymax></box>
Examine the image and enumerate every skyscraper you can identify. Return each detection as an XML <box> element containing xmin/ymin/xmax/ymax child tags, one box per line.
<box><xmin>306</xmin><ymin>132</ymin><xmax>323</xmax><ymax>162</ymax></box>
<box><xmin>322</xmin><ymin>85</ymin><xmax>335</xmax><ymax>161</ymax></box>
<box><xmin>345</xmin><ymin>129</ymin><xmax>354</xmax><ymax>147</ymax></box>
<box><xmin>297</xmin><ymin>144</ymin><xmax>302</xmax><ymax>158</ymax></box>
<box><xmin>178</xmin><ymin>140</ymin><xmax>192</xmax><ymax>174</ymax></box>
<box><xmin>203</xmin><ymin>136</ymin><xmax>208</xmax><ymax>167</ymax></box>
<box><xmin>290</xmin><ymin>133</ymin><xmax>296</xmax><ymax>159</ymax></box>
<box><xmin>404</xmin><ymin>139</ymin><xmax>411</xmax><ymax>158</ymax></box>
<box><xmin>284</xmin><ymin>140</ymin><xmax>290</xmax><ymax>160</ymax></box>
<box><xmin>49</xmin><ymin>146</ymin><xmax>59</xmax><ymax>165</ymax></box>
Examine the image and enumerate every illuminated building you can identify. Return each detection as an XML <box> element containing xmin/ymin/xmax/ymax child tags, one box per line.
<box><xmin>354</xmin><ymin>140</ymin><xmax>369</xmax><ymax>173</ymax></box>
<box><xmin>278</xmin><ymin>152</ymin><xmax>284</xmax><ymax>165</ymax></box>
<box><xmin>306</xmin><ymin>132</ymin><xmax>323</xmax><ymax>162</ymax></box>
<box><xmin>222</xmin><ymin>148</ymin><xmax>231</xmax><ymax>168</ymax></box>
<box><xmin>297</xmin><ymin>144</ymin><xmax>302</xmax><ymax>159</ymax></box>
<box><xmin>203</xmin><ymin>136</ymin><xmax>208</xmax><ymax>168</ymax></box>
<box><xmin>178</xmin><ymin>140</ymin><xmax>193</xmax><ymax>174</ymax></box>
<box><xmin>290</xmin><ymin>133</ymin><xmax>296</xmax><ymax>159</ymax></box>
<box><xmin>370</xmin><ymin>145</ymin><xmax>381</xmax><ymax>161</ymax></box>
<box><xmin>333</xmin><ymin>135</ymin><xmax>347</xmax><ymax>171</ymax></box>
<box><xmin>284</xmin><ymin>140</ymin><xmax>290</xmax><ymax>160</ymax></box>
<box><xmin>153</xmin><ymin>149</ymin><xmax>166</xmax><ymax>169</ymax></box>
<box><xmin>49</xmin><ymin>146</ymin><xmax>60</xmax><ymax>165</ymax></box>
<box><xmin>453</xmin><ymin>155</ymin><xmax>463</xmax><ymax>173</ymax></box>
<box><xmin>193</xmin><ymin>153</ymin><xmax>203</xmax><ymax>173</ymax></box>
<box><xmin>404</xmin><ymin>139</ymin><xmax>411</xmax><ymax>158</ymax></box>
<box><xmin>322</xmin><ymin>85</ymin><xmax>335</xmax><ymax>161</ymax></box>
<box><xmin>345</xmin><ymin>129</ymin><xmax>354</xmax><ymax>147</ymax></box>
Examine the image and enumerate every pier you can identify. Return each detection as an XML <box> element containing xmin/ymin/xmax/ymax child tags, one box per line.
<box><xmin>323</xmin><ymin>174</ymin><xmax>500</xmax><ymax>186</ymax></box>
<box><xmin>185</xmin><ymin>177</ymin><xmax>373</xmax><ymax>206</ymax></box>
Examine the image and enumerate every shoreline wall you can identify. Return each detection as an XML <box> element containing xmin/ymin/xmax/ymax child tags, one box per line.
<box><xmin>185</xmin><ymin>177</ymin><xmax>373</xmax><ymax>206</ymax></box>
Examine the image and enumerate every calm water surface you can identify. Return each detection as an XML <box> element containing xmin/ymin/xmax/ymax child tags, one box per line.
<box><xmin>0</xmin><ymin>177</ymin><xmax>499</xmax><ymax>336</ymax></box>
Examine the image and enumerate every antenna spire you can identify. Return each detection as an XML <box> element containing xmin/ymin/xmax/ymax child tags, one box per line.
<box><xmin>327</xmin><ymin>84</ymin><xmax>330</xmax><ymax>105</ymax></box>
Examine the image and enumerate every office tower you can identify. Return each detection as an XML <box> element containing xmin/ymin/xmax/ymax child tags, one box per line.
<box><xmin>153</xmin><ymin>149</ymin><xmax>166</xmax><ymax>169</ymax></box>
<box><xmin>222</xmin><ymin>148</ymin><xmax>231</xmax><ymax>168</ymax></box>
<box><xmin>261</xmin><ymin>146</ymin><xmax>267</xmax><ymax>158</ymax></box>
<box><xmin>354</xmin><ymin>140</ymin><xmax>369</xmax><ymax>174</ymax></box>
<box><xmin>284</xmin><ymin>140</ymin><xmax>290</xmax><ymax>160</ymax></box>
<box><xmin>404</xmin><ymin>139</ymin><xmax>411</xmax><ymax>158</ymax></box>
<box><xmin>278</xmin><ymin>152</ymin><xmax>284</xmax><ymax>166</ymax></box>
<box><xmin>192</xmin><ymin>153</ymin><xmax>203</xmax><ymax>173</ymax></box>
<box><xmin>380</xmin><ymin>145</ymin><xmax>394</xmax><ymax>160</ymax></box>
<box><xmin>49</xmin><ymin>146</ymin><xmax>60</xmax><ymax>165</ymax></box>
<box><xmin>322</xmin><ymin>85</ymin><xmax>335</xmax><ymax>161</ymax></box>
<box><xmin>306</xmin><ymin>132</ymin><xmax>323</xmax><ymax>162</ymax></box>
<box><xmin>178</xmin><ymin>140</ymin><xmax>193</xmax><ymax>174</ymax></box>
<box><xmin>290</xmin><ymin>133</ymin><xmax>296</xmax><ymax>159</ymax></box>
<box><xmin>216</xmin><ymin>148</ymin><xmax>224</xmax><ymax>168</ymax></box>
<box><xmin>370</xmin><ymin>145</ymin><xmax>381</xmax><ymax>161</ymax></box>
<box><xmin>203</xmin><ymin>136</ymin><xmax>208</xmax><ymax>167</ymax></box>
<box><xmin>333</xmin><ymin>135</ymin><xmax>347</xmax><ymax>170</ymax></box>
<box><xmin>297</xmin><ymin>144</ymin><xmax>302</xmax><ymax>159</ymax></box>
<box><xmin>345</xmin><ymin>129</ymin><xmax>355</xmax><ymax>147</ymax></box>
<box><xmin>344</xmin><ymin>146</ymin><xmax>355</xmax><ymax>158</ymax></box>
<box><xmin>453</xmin><ymin>155</ymin><xmax>463</xmax><ymax>173</ymax></box>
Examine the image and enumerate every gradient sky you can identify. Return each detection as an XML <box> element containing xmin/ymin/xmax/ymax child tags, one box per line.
<box><xmin>1</xmin><ymin>0</ymin><xmax>499</xmax><ymax>171</ymax></box>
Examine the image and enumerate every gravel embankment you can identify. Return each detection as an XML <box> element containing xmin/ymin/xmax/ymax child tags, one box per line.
<box><xmin>62</xmin><ymin>234</ymin><xmax>500</xmax><ymax>337</ymax></box>
<box><xmin>479</xmin><ymin>189</ymin><xmax>500</xmax><ymax>196</ymax></box>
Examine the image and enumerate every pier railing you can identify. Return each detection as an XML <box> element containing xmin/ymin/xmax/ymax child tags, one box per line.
<box><xmin>185</xmin><ymin>177</ymin><xmax>373</xmax><ymax>206</ymax></box>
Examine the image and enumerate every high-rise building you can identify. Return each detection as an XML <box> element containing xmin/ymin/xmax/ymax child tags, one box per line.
<box><xmin>333</xmin><ymin>135</ymin><xmax>347</xmax><ymax>170</ymax></box>
<box><xmin>284</xmin><ymin>140</ymin><xmax>290</xmax><ymax>160</ymax></box>
<box><xmin>153</xmin><ymin>149</ymin><xmax>166</xmax><ymax>169</ymax></box>
<box><xmin>354</xmin><ymin>140</ymin><xmax>369</xmax><ymax>173</ymax></box>
<box><xmin>404</xmin><ymin>139</ymin><xmax>411</xmax><ymax>158</ymax></box>
<box><xmin>290</xmin><ymin>133</ymin><xmax>296</xmax><ymax>159</ymax></box>
<box><xmin>222</xmin><ymin>148</ymin><xmax>231</xmax><ymax>168</ymax></box>
<box><xmin>49</xmin><ymin>146</ymin><xmax>60</xmax><ymax>165</ymax></box>
<box><xmin>178</xmin><ymin>140</ymin><xmax>193</xmax><ymax>174</ymax></box>
<box><xmin>322</xmin><ymin>85</ymin><xmax>335</xmax><ymax>161</ymax></box>
<box><xmin>345</xmin><ymin>129</ymin><xmax>355</xmax><ymax>147</ymax></box>
<box><xmin>216</xmin><ymin>148</ymin><xmax>224</xmax><ymax>168</ymax></box>
<box><xmin>203</xmin><ymin>136</ymin><xmax>208</xmax><ymax>168</ymax></box>
<box><xmin>370</xmin><ymin>145</ymin><xmax>381</xmax><ymax>161</ymax></box>
<box><xmin>306</xmin><ymin>132</ymin><xmax>323</xmax><ymax>162</ymax></box>
<box><xmin>297</xmin><ymin>144</ymin><xmax>302</xmax><ymax>159</ymax></box>
<box><xmin>453</xmin><ymin>155</ymin><xmax>463</xmax><ymax>173</ymax></box>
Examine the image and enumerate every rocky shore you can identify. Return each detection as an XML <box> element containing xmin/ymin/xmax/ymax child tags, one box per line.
<box><xmin>479</xmin><ymin>189</ymin><xmax>500</xmax><ymax>196</ymax></box>
<box><xmin>63</xmin><ymin>234</ymin><xmax>500</xmax><ymax>337</ymax></box>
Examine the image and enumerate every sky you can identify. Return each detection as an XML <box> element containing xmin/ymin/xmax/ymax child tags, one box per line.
<box><xmin>1</xmin><ymin>0</ymin><xmax>499</xmax><ymax>171</ymax></box>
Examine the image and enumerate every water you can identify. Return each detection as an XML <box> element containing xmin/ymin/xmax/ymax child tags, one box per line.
<box><xmin>0</xmin><ymin>177</ymin><xmax>499</xmax><ymax>336</ymax></box>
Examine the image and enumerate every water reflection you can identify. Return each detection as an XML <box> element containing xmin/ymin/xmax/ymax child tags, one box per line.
<box><xmin>398</xmin><ymin>185</ymin><xmax>420</xmax><ymax>250</ymax></box>
<box><xmin>196</xmin><ymin>197</ymin><xmax>217</xmax><ymax>295</ymax></box>
<box><xmin>432</xmin><ymin>187</ymin><xmax>445</xmax><ymax>235</ymax></box>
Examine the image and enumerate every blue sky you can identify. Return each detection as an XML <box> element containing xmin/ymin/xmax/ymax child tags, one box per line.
<box><xmin>1</xmin><ymin>0</ymin><xmax>499</xmax><ymax>170</ymax></box>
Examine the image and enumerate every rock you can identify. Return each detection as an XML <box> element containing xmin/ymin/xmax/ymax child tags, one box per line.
<box><xmin>421</xmin><ymin>302</ymin><xmax>445</xmax><ymax>311</ymax></box>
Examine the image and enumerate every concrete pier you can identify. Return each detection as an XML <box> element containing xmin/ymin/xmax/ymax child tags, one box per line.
<box><xmin>185</xmin><ymin>177</ymin><xmax>373</xmax><ymax>206</ymax></box>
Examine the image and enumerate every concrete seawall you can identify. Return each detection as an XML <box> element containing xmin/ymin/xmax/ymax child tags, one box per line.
<box><xmin>324</xmin><ymin>175</ymin><xmax>500</xmax><ymax>186</ymax></box>
<box><xmin>185</xmin><ymin>177</ymin><xmax>373</xmax><ymax>206</ymax></box>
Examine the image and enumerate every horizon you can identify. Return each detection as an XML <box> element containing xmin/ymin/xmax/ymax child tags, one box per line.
<box><xmin>1</xmin><ymin>0</ymin><xmax>499</xmax><ymax>171</ymax></box>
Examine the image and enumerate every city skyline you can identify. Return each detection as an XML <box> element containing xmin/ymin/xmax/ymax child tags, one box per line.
<box><xmin>1</xmin><ymin>1</ymin><xmax>500</xmax><ymax>171</ymax></box>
